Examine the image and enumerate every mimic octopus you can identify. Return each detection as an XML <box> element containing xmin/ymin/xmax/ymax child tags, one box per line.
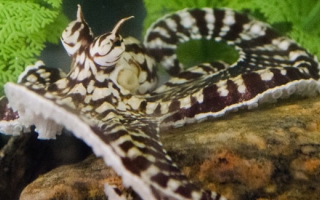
<box><xmin>0</xmin><ymin>5</ymin><xmax>319</xmax><ymax>200</ymax></box>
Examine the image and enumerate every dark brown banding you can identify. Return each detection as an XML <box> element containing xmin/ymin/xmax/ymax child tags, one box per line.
<box><xmin>215</xmin><ymin>193</ymin><xmax>222</xmax><ymax>200</ymax></box>
<box><xmin>150</xmin><ymin>185</ymin><xmax>162</xmax><ymax>199</ymax></box>
<box><xmin>171</xmin><ymin>14</ymin><xmax>191</xmax><ymax>40</ymax></box>
<box><xmin>190</xmin><ymin>96</ymin><xmax>197</xmax><ymax>105</ymax></box>
<box><xmin>293</xmin><ymin>57</ymin><xmax>320</xmax><ymax>79</ymax></box>
<box><xmin>100</xmin><ymin>129</ymin><xmax>128</xmax><ymax>143</ymax></box>
<box><xmin>174</xmin><ymin>183</ymin><xmax>194</xmax><ymax>198</ymax></box>
<box><xmin>213</xmin><ymin>9</ymin><xmax>225</xmax><ymax>37</ymax></box>
<box><xmin>308</xmin><ymin>63</ymin><xmax>320</xmax><ymax>79</ymax></box>
<box><xmin>167</xmin><ymin>59</ymin><xmax>182</xmax><ymax>75</ymax></box>
<box><xmin>239</xmin><ymin>28</ymin><xmax>279</xmax><ymax>48</ymax></box>
<box><xmin>287</xmin><ymin>42</ymin><xmax>303</xmax><ymax>52</ymax></box>
<box><xmin>137</xmin><ymin>146</ymin><xmax>165</xmax><ymax>159</ymax></box>
<box><xmin>169</xmin><ymin>99</ymin><xmax>181</xmax><ymax>113</ymax></box>
<box><xmin>226</xmin><ymin>79</ymin><xmax>241</xmax><ymax>104</ymax></box>
<box><xmin>242</xmin><ymin>72</ymin><xmax>266</xmax><ymax>98</ymax></box>
<box><xmin>113</xmin><ymin>187</ymin><xmax>122</xmax><ymax>196</ymax></box>
<box><xmin>71</xmin><ymin>22</ymin><xmax>82</xmax><ymax>35</ymax></box>
<box><xmin>185</xmin><ymin>103</ymin><xmax>199</xmax><ymax>118</ymax></box>
<box><xmin>97</xmin><ymin>33</ymin><xmax>111</xmax><ymax>46</ymax></box>
<box><xmin>47</xmin><ymin>83</ymin><xmax>59</xmax><ymax>92</ymax></box>
<box><xmin>138</xmin><ymin>121</ymin><xmax>159</xmax><ymax>135</ymax></box>
<box><xmin>148</xmin><ymin>19</ymin><xmax>180</xmax><ymax>45</ymax></box>
<box><xmin>189</xmin><ymin>9</ymin><xmax>209</xmax><ymax>37</ymax></box>
<box><xmin>285</xmin><ymin>67</ymin><xmax>305</xmax><ymax>81</ymax></box>
<box><xmin>154</xmin><ymin>160</ymin><xmax>181</xmax><ymax>174</ymax></box>
<box><xmin>148</xmin><ymin>48</ymin><xmax>175</xmax><ymax>63</ymax></box>
<box><xmin>206</xmin><ymin>62</ymin><xmax>229</xmax><ymax>72</ymax></box>
<box><xmin>223</xmin><ymin>12</ymin><xmax>249</xmax><ymax>41</ymax></box>
<box><xmin>161</xmin><ymin>111</ymin><xmax>182</xmax><ymax>124</ymax></box>
<box><xmin>202</xmin><ymin>84</ymin><xmax>225</xmax><ymax>112</ymax></box>
<box><xmin>125</xmin><ymin>134</ymin><xmax>165</xmax><ymax>157</ymax></box>
<box><xmin>163</xmin><ymin>84</ymin><xmax>223</xmax><ymax>123</ymax></box>
<box><xmin>67</xmin><ymin>93</ymin><xmax>85</xmax><ymax>105</ymax></box>
<box><xmin>153</xmin><ymin>103</ymin><xmax>161</xmax><ymax>115</ymax></box>
<box><xmin>119</xmin><ymin>140</ymin><xmax>134</xmax><ymax>153</ymax></box>
<box><xmin>122</xmin><ymin>156</ymin><xmax>151</xmax><ymax>175</ymax></box>
<box><xmin>125</xmin><ymin>43</ymin><xmax>144</xmax><ymax>54</ymax></box>
<box><xmin>139</xmin><ymin>100</ymin><xmax>147</xmax><ymax>112</ymax></box>
<box><xmin>177</xmin><ymin>71</ymin><xmax>203</xmax><ymax>80</ymax></box>
<box><xmin>269</xmin><ymin>68</ymin><xmax>290</xmax><ymax>86</ymax></box>
<box><xmin>151</xmin><ymin>173</ymin><xmax>170</xmax><ymax>187</ymax></box>
<box><xmin>200</xmin><ymin>191</ymin><xmax>212</xmax><ymax>200</ymax></box>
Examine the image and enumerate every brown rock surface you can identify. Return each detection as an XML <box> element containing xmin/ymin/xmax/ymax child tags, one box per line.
<box><xmin>14</xmin><ymin>95</ymin><xmax>320</xmax><ymax>199</ymax></box>
<box><xmin>0</xmin><ymin>131</ymin><xmax>91</xmax><ymax>199</ymax></box>
<box><xmin>20</xmin><ymin>155</ymin><xmax>122</xmax><ymax>200</ymax></box>
<box><xmin>161</xmin><ymin>95</ymin><xmax>320</xmax><ymax>199</ymax></box>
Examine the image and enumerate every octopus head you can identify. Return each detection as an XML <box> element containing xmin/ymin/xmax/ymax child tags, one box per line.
<box><xmin>61</xmin><ymin>5</ymin><xmax>93</xmax><ymax>56</ymax></box>
<box><xmin>89</xmin><ymin>16</ymin><xmax>134</xmax><ymax>67</ymax></box>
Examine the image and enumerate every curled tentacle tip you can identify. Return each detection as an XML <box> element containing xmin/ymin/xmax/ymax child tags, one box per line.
<box><xmin>111</xmin><ymin>16</ymin><xmax>135</xmax><ymax>35</ymax></box>
<box><xmin>76</xmin><ymin>4</ymin><xmax>84</xmax><ymax>22</ymax></box>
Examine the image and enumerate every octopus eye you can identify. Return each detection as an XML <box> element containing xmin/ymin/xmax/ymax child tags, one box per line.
<box><xmin>113</xmin><ymin>39</ymin><xmax>122</xmax><ymax>47</ymax></box>
<box><xmin>61</xmin><ymin>5</ymin><xmax>93</xmax><ymax>56</ymax></box>
<box><xmin>90</xmin><ymin>16</ymin><xmax>134</xmax><ymax>66</ymax></box>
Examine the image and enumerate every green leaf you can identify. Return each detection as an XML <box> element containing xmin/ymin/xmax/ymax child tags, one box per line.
<box><xmin>0</xmin><ymin>0</ymin><xmax>67</xmax><ymax>95</ymax></box>
<box><xmin>42</xmin><ymin>0</ymin><xmax>62</xmax><ymax>8</ymax></box>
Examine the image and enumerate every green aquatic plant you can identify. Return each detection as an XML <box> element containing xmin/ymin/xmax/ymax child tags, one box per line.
<box><xmin>0</xmin><ymin>0</ymin><xmax>68</xmax><ymax>95</ymax></box>
<box><xmin>143</xmin><ymin>0</ymin><xmax>320</xmax><ymax>66</ymax></box>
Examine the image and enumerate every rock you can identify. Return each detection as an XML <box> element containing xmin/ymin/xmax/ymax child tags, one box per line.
<box><xmin>0</xmin><ymin>130</ymin><xmax>91</xmax><ymax>200</ymax></box>
<box><xmin>161</xmin><ymin>95</ymin><xmax>320</xmax><ymax>199</ymax></box>
<box><xmin>11</xmin><ymin>95</ymin><xmax>320</xmax><ymax>199</ymax></box>
<box><xmin>0</xmin><ymin>133</ymin><xmax>54</xmax><ymax>200</ymax></box>
<box><xmin>20</xmin><ymin>155</ymin><xmax>123</xmax><ymax>200</ymax></box>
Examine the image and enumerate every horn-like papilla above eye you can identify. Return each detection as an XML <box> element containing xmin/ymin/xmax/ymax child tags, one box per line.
<box><xmin>61</xmin><ymin>5</ymin><xmax>93</xmax><ymax>56</ymax></box>
<box><xmin>90</xmin><ymin>16</ymin><xmax>134</xmax><ymax>66</ymax></box>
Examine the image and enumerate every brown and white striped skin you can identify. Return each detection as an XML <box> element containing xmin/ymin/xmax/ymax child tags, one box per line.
<box><xmin>144</xmin><ymin>8</ymin><xmax>320</xmax><ymax>128</ymax></box>
<box><xmin>1</xmin><ymin>5</ymin><xmax>320</xmax><ymax>200</ymax></box>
